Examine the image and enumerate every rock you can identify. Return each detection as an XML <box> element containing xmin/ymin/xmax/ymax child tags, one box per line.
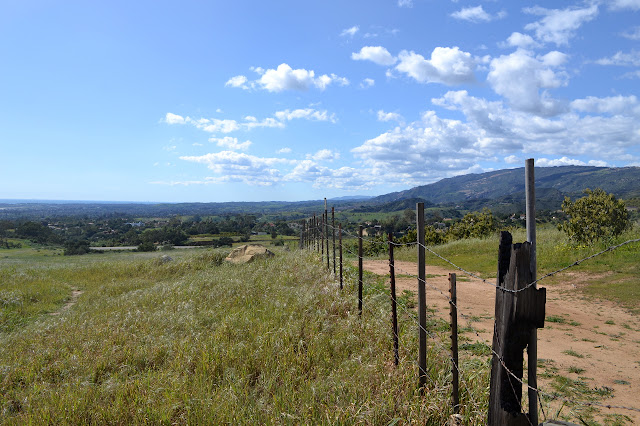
<box><xmin>159</xmin><ymin>255</ymin><xmax>173</xmax><ymax>263</ymax></box>
<box><xmin>448</xmin><ymin>414</ymin><xmax>463</xmax><ymax>426</ymax></box>
<box><xmin>225</xmin><ymin>244</ymin><xmax>274</xmax><ymax>264</ymax></box>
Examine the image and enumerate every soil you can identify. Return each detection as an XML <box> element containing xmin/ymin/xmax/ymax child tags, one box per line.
<box><xmin>49</xmin><ymin>289</ymin><xmax>83</xmax><ymax>316</ymax></box>
<box><xmin>361</xmin><ymin>260</ymin><xmax>640</xmax><ymax>424</ymax></box>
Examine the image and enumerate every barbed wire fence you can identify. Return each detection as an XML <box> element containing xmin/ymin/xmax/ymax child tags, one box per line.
<box><xmin>297</xmin><ymin>195</ymin><xmax>640</xmax><ymax>425</ymax></box>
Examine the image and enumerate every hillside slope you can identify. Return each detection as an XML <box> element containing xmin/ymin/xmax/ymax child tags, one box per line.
<box><xmin>374</xmin><ymin>166</ymin><xmax>640</xmax><ymax>204</ymax></box>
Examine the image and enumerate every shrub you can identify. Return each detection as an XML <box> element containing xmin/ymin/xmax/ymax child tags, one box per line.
<box><xmin>559</xmin><ymin>188</ymin><xmax>631</xmax><ymax>244</ymax></box>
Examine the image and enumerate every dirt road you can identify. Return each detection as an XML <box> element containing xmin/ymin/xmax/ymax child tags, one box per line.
<box><xmin>362</xmin><ymin>260</ymin><xmax>640</xmax><ymax>423</ymax></box>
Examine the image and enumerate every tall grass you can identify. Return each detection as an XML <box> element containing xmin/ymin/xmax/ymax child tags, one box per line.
<box><xmin>1</xmin><ymin>249</ymin><xmax>490</xmax><ymax>424</ymax></box>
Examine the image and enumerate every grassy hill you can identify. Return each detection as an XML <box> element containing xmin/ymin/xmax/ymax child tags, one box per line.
<box><xmin>373</xmin><ymin>166</ymin><xmax>640</xmax><ymax>205</ymax></box>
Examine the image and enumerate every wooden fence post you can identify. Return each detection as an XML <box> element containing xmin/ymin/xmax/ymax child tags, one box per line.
<box><xmin>332</xmin><ymin>207</ymin><xmax>336</xmax><ymax>276</ymax></box>
<box><xmin>389</xmin><ymin>233</ymin><xmax>399</xmax><ymax>366</ymax></box>
<box><xmin>488</xmin><ymin>231</ymin><xmax>546</xmax><ymax>426</ymax></box>
<box><xmin>313</xmin><ymin>214</ymin><xmax>317</xmax><ymax>252</ymax></box>
<box><xmin>321</xmin><ymin>212</ymin><xmax>325</xmax><ymax>256</ymax></box>
<box><xmin>449</xmin><ymin>273</ymin><xmax>459</xmax><ymax>413</ymax></box>
<box><xmin>417</xmin><ymin>202</ymin><xmax>427</xmax><ymax>391</ymax></box>
<box><xmin>525</xmin><ymin>158</ymin><xmax>538</xmax><ymax>425</ymax></box>
<box><xmin>339</xmin><ymin>224</ymin><xmax>343</xmax><ymax>290</ymax></box>
<box><xmin>358</xmin><ymin>225</ymin><xmax>363</xmax><ymax>316</ymax></box>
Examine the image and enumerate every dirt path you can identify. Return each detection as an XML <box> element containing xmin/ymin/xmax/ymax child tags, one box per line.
<box><xmin>49</xmin><ymin>289</ymin><xmax>83</xmax><ymax>316</ymax></box>
<box><xmin>362</xmin><ymin>260</ymin><xmax>640</xmax><ymax>423</ymax></box>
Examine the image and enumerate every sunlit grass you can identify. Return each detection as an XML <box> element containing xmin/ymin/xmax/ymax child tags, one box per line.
<box><xmin>0</xmin><ymin>249</ymin><xmax>491</xmax><ymax>423</ymax></box>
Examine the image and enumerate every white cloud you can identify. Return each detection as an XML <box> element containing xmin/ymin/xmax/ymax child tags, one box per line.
<box><xmin>165</xmin><ymin>113</ymin><xmax>186</xmax><ymax>125</ymax></box>
<box><xmin>501</xmin><ymin>32</ymin><xmax>540</xmax><ymax>49</ymax></box>
<box><xmin>225</xmin><ymin>75</ymin><xmax>249</xmax><ymax>89</ymax></box>
<box><xmin>340</xmin><ymin>26</ymin><xmax>359</xmax><ymax>37</ymax></box>
<box><xmin>621</xmin><ymin>70</ymin><xmax>640</xmax><ymax>79</ymax></box>
<box><xmin>609</xmin><ymin>0</ymin><xmax>640</xmax><ymax>10</ymax></box>
<box><xmin>398</xmin><ymin>0</ymin><xmax>412</xmax><ymax>8</ymax></box>
<box><xmin>595</xmin><ymin>50</ymin><xmax>640</xmax><ymax>66</ymax></box>
<box><xmin>524</xmin><ymin>5</ymin><xmax>598</xmax><ymax>46</ymax></box>
<box><xmin>351</xmin><ymin>46</ymin><xmax>397</xmax><ymax>66</ymax></box>
<box><xmin>360</xmin><ymin>78</ymin><xmax>375</xmax><ymax>88</ymax></box>
<box><xmin>179</xmin><ymin>151</ymin><xmax>289</xmax><ymax>186</ymax></box>
<box><xmin>255</xmin><ymin>63</ymin><xmax>349</xmax><ymax>92</ymax></box>
<box><xmin>504</xmin><ymin>155</ymin><xmax>520</xmax><ymax>164</ymax></box>
<box><xmin>307</xmin><ymin>149</ymin><xmax>340</xmax><ymax>161</ymax></box>
<box><xmin>377</xmin><ymin>110</ymin><xmax>404</xmax><ymax>123</ymax></box>
<box><xmin>274</xmin><ymin>108</ymin><xmax>337</xmax><ymax>123</ymax></box>
<box><xmin>451</xmin><ymin>6</ymin><xmax>504</xmax><ymax>23</ymax></box>
<box><xmin>571</xmin><ymin>95</ymin><xmax>640</xmax><ymax>116</ymax></box>
<box><xmin>487</xmin><ymin>49</ymin><xmax>568</xmax><ymax>116</ymax></box>
<box><xmin>165</xmin><ymin>107</ymin><xmax>337</xmax><ymax>135</ymax></box>
<box><xmin>395</xmin><ymin>47</ymin><xmax>476</xmax><ymax>85</ymax></box>
<box><xmin>432</xmin><ymin>90</ymin><xmax>640</xmax><ymax>161</ymax></box>
<box><xmin>277</xmin><ymin>147</ymin><xmax>292</xmax><ymax>154</ymax></box>
<box><xmin>209</xmin><ymin>136</ymin><xmax>252</xmax><ymax>151</ymax></box>
<box><xmin>621</xmin><ymin>26</ymin><xmax>640</xmax><ymax>40</ymax></box>
<box><xmin>536</xmin><ymin>157</ymin><xmax>608</xmax><ymax>167</ymax></box>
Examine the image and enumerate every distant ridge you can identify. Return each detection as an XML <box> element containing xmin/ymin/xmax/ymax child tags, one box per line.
<box><xmin>373</xmin><ymin>166</ymin><xmax>640</xmax><ymax>205</ymax></box>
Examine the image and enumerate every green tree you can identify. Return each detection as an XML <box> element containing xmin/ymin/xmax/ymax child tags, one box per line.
<box><xmin>447</xmin><ymin>208</ymin><xmax>496</xmax><ymax>240</ymax></box>
<box><xmin>560</xmin><ymin>188</ymin><xmax>631</xmax><ymax>244</ymax></box>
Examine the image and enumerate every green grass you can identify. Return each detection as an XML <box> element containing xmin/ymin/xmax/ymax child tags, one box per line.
<box><xmin>0</xmin><ymin>249</ymin><xmax>492</xmax><ymax>424</ymax></box>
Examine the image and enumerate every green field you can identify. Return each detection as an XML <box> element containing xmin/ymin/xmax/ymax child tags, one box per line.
<box><xmin>1</xmin><ymin>223</ymin><xmax>637</xmax><ymax>423</ymax></box>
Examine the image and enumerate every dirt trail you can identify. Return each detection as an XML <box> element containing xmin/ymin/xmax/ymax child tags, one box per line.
<box><xmin>362</xmin><ymin>260</ymin><xmax>640</xmax><ymax>423</ymax></box>
<box><xmin>49</xmin><ymin>289</ymin><xmax>83</xmax><ymax>316</ymax></box>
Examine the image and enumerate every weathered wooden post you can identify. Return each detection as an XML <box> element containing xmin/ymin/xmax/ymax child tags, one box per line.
<box><xmin>389</xmin><ymin>233</ymin><xmax>399</xmax><ymax>366</ymax></box>
<box><xmin>525</xmin><ymin>158</ymin><xmax>538</xmax><ymax>425</ymax></box>
<box><xmin>321</xmin><ymin>212</ymin><xmax>325</xmax><ymax>256</ymax></box>
<box><xmin>488</xmin><ymin>232</ymin><xmax>546</xmax><ymax>426</ymax></box>
<box><xmin>417</xmin><ymin>202</ymin><xmax>427</xmax><ymax>391</ymax></box>
<box><xmin>339</xmin><ymin>223</ymin><xmax>343</xmax><ymax>290</ymax></box>
<box><xmin>358</xmin><ymin>225</ymin><xmax>363</xmax><ymax>315</ymax></box>
<box><xmin>449</xmin><ymin>273</ymin><xmax>459</xmax><ymax>413</ymax></box>
<box><xmin>332</xmin><ymin>207</ymin><xmax>336</xmax><ymax>276</ymax></box>
<box><xmin>325</xmin><ymin>199</ymin><xmax>330</xmax><ymax>270</ymax></box>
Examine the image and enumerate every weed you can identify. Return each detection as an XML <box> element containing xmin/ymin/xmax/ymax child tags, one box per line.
<box><xmin>563</xmin><ymin>349</ymin><xmax>585</xmax><ymax>358</ymax></box>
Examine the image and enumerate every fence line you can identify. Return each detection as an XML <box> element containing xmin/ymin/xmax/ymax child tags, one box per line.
<box><xmin>300</xmin><ymin>209</ymin><xmax>640</xmax><ymax>421</ymax></box>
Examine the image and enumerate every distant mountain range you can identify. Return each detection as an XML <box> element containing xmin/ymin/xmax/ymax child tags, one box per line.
<box><xmin>2</xmin><ymin>166</ymin><xmax>638</xmax><ymax>219</ymax></box>
<box><xmin>373</xmin><ymin>166</ymin><xmax>640</xmax><ymax>206</ymax></box>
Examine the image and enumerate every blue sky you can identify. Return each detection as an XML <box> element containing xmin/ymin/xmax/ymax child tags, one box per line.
<box><xmin>1</xmin><ymin>0</ymin><xmax>639</xmax><ymax>202</ymax></box>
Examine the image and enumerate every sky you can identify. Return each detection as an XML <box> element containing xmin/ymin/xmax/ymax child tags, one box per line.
<box><xmin>1</xmin><ymin>0</ymin><xmax>640</xmax><ymax>203</ymax></box>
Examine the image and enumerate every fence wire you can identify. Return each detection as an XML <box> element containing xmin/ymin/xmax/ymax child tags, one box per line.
<box><xmin>303</xmin><ymin>213</ymin><xmax>640</xmax><ymax>418</ymax></box>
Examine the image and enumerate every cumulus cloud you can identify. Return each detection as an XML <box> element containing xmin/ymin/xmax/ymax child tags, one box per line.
<box><xmin>179</xmin><ymin>151</ymin><xmax>288</xmax><ymax>186</ymax></box>
<box><xmin>225</xmin><ymin>64</ymin><xmax>349</xmax><ymax>92</ymax></box>
<box><xmin>307</xmin><ymin>149</ymin><xmax>340</xmax><ymax>161</ymax></box>
<box><xmin>523</xmin><ymin>5</ymin><xmax>598</xmax><ymax>46</ymax></box>
<box><xmin>225</xmin><ymin>75</ymin><xmax>249</xmax><ymax>89</ymax></box>
<box><xmin>209</xmin><ymin>136</ymin><xmax>252</xmax><ymax>151</ymax></box>
<box><xmin>360</xmin><ymin>78</ymin><xmax>375</xmax><ymax>88</ymax></box>
<box><xmin>398</xmin><ymin>0</ymin><xmax>412</xmax><ymax>8</ymax></box>
<box><xmin>451</xmin><ymin>6</ymin><xmax>505</xmax><ymax>23</ymax></box>
<box><xmin>504</xmin><ymin>155</ymin><xmax>520</xmax><ymax>164</ymax></box>
<box><xmin>395</xmin><ymin>47</ymin><xmax>476</xmax><ymax>85</ymax></box>
<box><xmin>351</xmin><ymin>46</ymin><xmax>397</xmax><ymax>66</ymax></box>
<box><xmin>432</xmin><ymin>90</ymin><xmax>640</xmax><ymax>161</ymax></box>
<box><xmin>340</xmin><ymin>26</ymin><xmax>359</xmax><ymax>37</ymax></box>
<box><xmin>277</xmin><ymin>147</ymin><xmax>292</xmax><ymax>154</ymax></box>
<box><xmin>571</xmin><ymin>95</ymin><xmax>640</xmax><ymax>116</ymax></box>
<box><xmin>377</xmin><ymin>110</ymin><xmax>404</xmax><ymax>123</ymax></box>
<box><xmin>536</xmin><ymin>157</ymin><xmax>608</xmax><ymax>167</ymax></box>
<box><xmin>487</xmin><ymin>49</ymin><xmax>568</xmax><ymax>116</ymax></box>
<box><xmin>165</xmin><ymin>113</ymin><xmax>186</xmax><ymax>125</ymax></box>
<box><xmin>501</xmin><ymin>32</ymin><xmax>540</xmax><ymax>49</ymax></box>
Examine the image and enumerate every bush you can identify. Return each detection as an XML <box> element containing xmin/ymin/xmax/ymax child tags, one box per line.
<box><xmin>137</xmin><ymin>241</ymin><xmax>156</xmax><ymax>252</ymax></box>
<box><xmin>559</xmin><ymin>188</ymin><xmax>631</xmax><ymax>244</ymax></box>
